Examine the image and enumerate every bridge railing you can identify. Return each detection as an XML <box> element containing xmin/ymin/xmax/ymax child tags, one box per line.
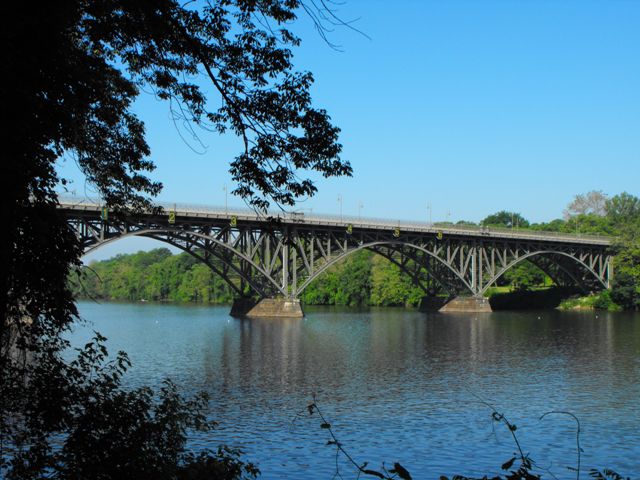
<box><xmin>57</xmin><ymin>195</ymin><xmax>612</xmax><ymax>245</ymax></box>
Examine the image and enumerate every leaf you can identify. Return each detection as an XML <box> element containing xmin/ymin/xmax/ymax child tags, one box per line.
<box><xmin>320</xmin><ymin>422</ymin><xmax>331</xmax><ymax>429</ymax></box>
<box><xmin>390</xmin><ymin>462</ymin><xmax>413</xmax><ymax>480</ymax></box>
<box><xmin>362</xmin><ymin>469</ymin><xmax>386</xmax><ymax>478</ymax></box>
<box><xmin>501</xmin><ymin>457</ymin><xmax>516</xmax><ymax>471</ymax></box>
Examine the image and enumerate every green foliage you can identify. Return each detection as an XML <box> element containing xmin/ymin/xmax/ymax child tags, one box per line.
<box><xmin>482</xmin><ymin>211</ymin><xmax>530</xmax><ymax>229</ymax></box>
<box><xmin>609</xmin><ymin>220</ymin><xmax>640</xmax><ymax>311</ymax></box>
<box><xmin>502</xmin><ymin>261</ymin><xmax>547</xmax><ymax>291</ymax></box>
<box><xmin>301</xmin><ymin>251</ymin><xmax>372</xmax><ymax>306</ymax></box>
<box><xmin>591</xmin><ymin>290</ymin><xmax>621</xmax><ymax>311</ymax></box>
<box><xmin>610</xmin><ymin>272</ymin><xmax>640</xmax><ymax>311</ymax></box>
<box><xmin>1</xmin><ymin>334</ymin><xmax>258</xmax><ymax>480</ymax></box>
<box><xmin>605</xmin><ymin>192</ymin><xmax>640</xmax><ymax>226</ymax></box>
<box><xmin>456</xmin><ymin>220</ymin><xmax>477</xmax><ymax>227</ymax></box>
<box><xmin>558</xmin><ymin>291</ymin><xmax>621</xmax><ymax>311</ymax></box>
<box><xmin>369</xmin><ymin>256</ymin><xmax>423</xmax><ymax>307</ymax></box>
<box><xmin>298</xmin><ymin>251</ymin><xmax>424</xmax><ymax>307</ymax></box>
<box><xmin>71</xmin><ymin>249</ymin><xmax>234</xmax><ymax>304</ymax></box>
<box><xmin>4</xmin><ymin>2</ymin><xmax>353</xmax><ymax>476</ymax></box>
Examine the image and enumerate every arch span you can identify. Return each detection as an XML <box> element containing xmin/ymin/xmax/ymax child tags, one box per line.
<box><xmin>478</xmin><ymin>250</ymin><xmax>608</xmax><ymax>296</ymax></box>
<box><xmin>82</xmin><ymin>228</ymin><xmax>285</xmax><ymax>298</ymax></box>
<box><xmin>65</xmin><ymin>202</ymin><xmax>612</xmax><ymax>308</ymax></box>
<box><xmin>294</xmin><ymin>240</ymin><xmax>473</xmax><ymax>296</ymax></box>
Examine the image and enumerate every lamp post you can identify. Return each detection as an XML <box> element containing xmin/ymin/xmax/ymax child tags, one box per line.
<box><xmin>337</xmin><ymin>194</ymin><xmax>343</xmax><ymax>222</ymax></box>
<box><xmin>427</xmin><ymin>202</ymin><xmax>432</xmax><ymax>226</ymax></box>
<box><xmin>223</xmin><ymin>185</ymin><xmax>228</xmax><ymax>215</ymax></box>
<box><xmin>358</xmin><ymin>201</ymin><xmax>364</xmax><ymax>222</ymax></box>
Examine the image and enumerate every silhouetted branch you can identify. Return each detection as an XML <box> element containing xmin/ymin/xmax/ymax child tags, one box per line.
<box><xmin>540</xmin><ymin>411</ymin><xmax>581</xmax><ymax>480</ymax></box>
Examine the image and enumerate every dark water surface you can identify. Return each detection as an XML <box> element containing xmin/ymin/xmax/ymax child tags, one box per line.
<box><xmin>69</xmin><ymin>302</ymin><xmax>640</xmax><ymax>479</ymax></box>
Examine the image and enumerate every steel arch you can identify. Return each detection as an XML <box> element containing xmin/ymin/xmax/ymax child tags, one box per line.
<box><xmin>478</xmin><ymin>250</ymin><xmax>608</xmax><ymax>296</ymax></box>
<box><xmin>82</xmin><ymin>228</ymin><xmax>285</xmax><ymax>298</ymax></box>
<box><xmin>293</xmin><ymin>241</ymin><xmax>473</xmax><ymax>296</ymax></box>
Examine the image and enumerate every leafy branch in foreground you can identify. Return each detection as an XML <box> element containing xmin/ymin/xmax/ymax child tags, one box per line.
<box><xmin>1</xmin><ymin>334</ymin><xmax>258</xmax><ymax>480</ymax></box>
<box><xmin>3</xmin><ymin>2</ymin><xmax>353</xmax><ymax>476</ymax></box>
<box><xmin>298</xmin><ymin>397</ymin><xmax>629</xmax><ymax>480</ymax></box>
<box><xmin>297</xmin><ymin>396</ymin><xmax>413</xmax><ymax>480</ymax></box>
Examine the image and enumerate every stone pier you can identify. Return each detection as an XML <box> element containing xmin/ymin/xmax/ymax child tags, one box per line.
<box><xmin>419</xmin><ymin>296</ymin><xmax>492</xmax><ymax>313</ymax></box>
<box><xmin>230</xmin><ymin>298</ymin><xmax>304</xmax><ymax>318</ymax></box>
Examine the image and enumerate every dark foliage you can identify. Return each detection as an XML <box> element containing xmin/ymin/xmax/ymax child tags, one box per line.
<box><xmin>302</xmin><ymin>399</ymin><xmax>629</xmax><ymax>480</ymax></box>
<box><xmin>2</xmin><ymin>0</ymin><xmax>350</xmax><ymax>478</ymax></box>
<box><xmin>488</xmin><ymin>287</ymin><xmax>580</xmax><ymax>310</ymax></box>
<box><xmin>1</xmin><ymin>334</ymin><xmax>258</xmax><ymax>479</ymax></box>
<box><xmin>610</xmin><ymin>272</ymin><xmax>640</xmax><ymax>311</ymax></box>
<box><xmin>3</xmin><ymin>0</ymin><xmax>350</xmax><ymax>352</ymax></box>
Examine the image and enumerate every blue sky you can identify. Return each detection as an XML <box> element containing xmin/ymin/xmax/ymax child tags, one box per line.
<box><xmin>57</xmin><ymin>1</ymin><xmax>640</xmax><ymax>260</ymax></box>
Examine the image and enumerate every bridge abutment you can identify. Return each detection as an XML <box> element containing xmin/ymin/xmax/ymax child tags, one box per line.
<box><xmin>419</xmin><ymin>295</ymin><xmax>492</xmax><ymax>313</ymax></box>
<box><xmin>230</xmin><ymin>298</ymin><xmax>304</xmax><ymax>318</ymax></box>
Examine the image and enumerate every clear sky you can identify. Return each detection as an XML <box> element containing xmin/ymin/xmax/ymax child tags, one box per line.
<box><xmin>57</xmin><ymin>0</ymin><xmax>640</xmax><ymax>260</ymax></box>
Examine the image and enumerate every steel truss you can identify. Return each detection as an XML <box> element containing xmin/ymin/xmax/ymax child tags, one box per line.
<box><xmin>66</xmin><ymin>207</ymin><xmax>612</xmax><ymax>300</ymax></box>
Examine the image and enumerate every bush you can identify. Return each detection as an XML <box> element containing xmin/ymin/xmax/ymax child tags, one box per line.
<box><xmin>1</xmin><ymin>334</ymin><xmax>258</xmax><ymax>480</ymax></box>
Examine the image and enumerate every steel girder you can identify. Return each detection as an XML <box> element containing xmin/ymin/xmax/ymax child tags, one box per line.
<box><xmin>66</xmin><ymin>209</ymin><xmax>612</xmax><ymax>299</ymax></box>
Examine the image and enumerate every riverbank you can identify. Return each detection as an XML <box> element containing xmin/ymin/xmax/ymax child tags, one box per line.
<box><xmin>486</xmin><ymin>286</ymin><xmax>623</xmax><ymax>311</ymax></box>
<box><xmin>75</xmin><ymin>287</ymin><xmax>622</xmax><ymax>313</ymax></box>
<box><xmin>72</xmin><ymin>248</ymin><xmax>626</xmax><ymax>312</ymax></box>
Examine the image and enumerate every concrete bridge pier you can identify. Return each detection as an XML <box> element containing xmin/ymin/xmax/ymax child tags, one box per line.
<box><xmin>230</xmin><ymin>297</ymin><xmax>304</xmax><ymax>318</ymax></box>
<box><xmin>419</xmin><ymin>295</ymin><xmax>492</xmax><ymax>313</ymax></box>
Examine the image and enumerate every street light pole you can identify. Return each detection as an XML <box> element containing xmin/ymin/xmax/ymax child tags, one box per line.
<box><xmin>427</xmin><ymin>202</ymin><xmax>432</xmax><ymax>226</ymax></box>
<box><xmin>358</xmin><ymin>201</ymin><xmax>363</xmax><ymax>222</ymax></box>
<box><xmin>223</xmin><ymin>185</ymin><xmax>228</xmax><ymax>215</ymax></box>
<box><xmin>337</xmin><ymin>194</ymin><xmax>343</xmax><ymax>222</ymax></box>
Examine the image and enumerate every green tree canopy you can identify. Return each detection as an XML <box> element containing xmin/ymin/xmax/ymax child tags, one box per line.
<box><xmin>481</xmin><ymin>210</ymin><xmax>530</xmax><ymax>228</ymax></box>
<box><xmin>606</xmin><ymin>192</ymin><xmax>640</xmax><ymax>226</ymax></box>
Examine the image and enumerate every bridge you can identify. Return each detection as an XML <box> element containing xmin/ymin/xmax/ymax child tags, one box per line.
<box><xmin>61</xmin><ymin>199</ymin><xmax>613</xmax><ymax>316</ymax></box>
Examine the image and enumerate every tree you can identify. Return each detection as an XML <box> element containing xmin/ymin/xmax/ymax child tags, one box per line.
<box><xmin>481</xmin><ymin>211</ymin><xmax>529</xmax><ymax>229</ymax></box>
<box><xmin>3</xmin><ymin>0</ymin><xmax>351</xmax><ymax>341</ymax></box>
<box><xmin>563</xmin><ymin>190</ymin><xmax>608</xmax><ymax>218</ymax></box>
<box><xmin>370</xmin><ymin>256</ymin><xmax>423</xmax><ymax>307</ymax></box>
<box><xmin>2</xmin><ymin>1</ymin><xmax>351</xmax><ymax>477</ymax></box>
<box><xmin>2</xmin><ymin>334</ymin><xmax>259</xmax><ymax>480</ymax></box>
<box><xmin>610</xmin><ymin>272</ymin><xmax>640</xmax><ymax>311</ymax></box>
<box><xmin>609</xmin><ymin>235</ymin><xmax>640</xmax><ymax>311</ymax></box>
<box><xmin>503</xmin><ymin>261</ymin><xmax>546</xmax><ymax>291</ymax></box>
<box><xmin>605</xmin><ymin>192</ymin><xmax>640</xmax><ymax>227</ymax></box>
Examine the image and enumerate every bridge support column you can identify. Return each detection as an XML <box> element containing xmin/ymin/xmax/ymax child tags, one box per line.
<box><xmin>230</xmin><ymin>297</ymin><xmax>304</xmax><ymax>318</ymax></box>
<box><xmin>419</xmin><ymin>295</ymin><xmax>492</xmax><ymax>313</ymax></box>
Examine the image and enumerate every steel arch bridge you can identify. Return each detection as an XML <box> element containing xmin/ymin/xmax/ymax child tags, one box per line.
<box><xmin>61</xmin><ymin>200</ymin><xmax>613</xmax><ymax>311</ymax></box>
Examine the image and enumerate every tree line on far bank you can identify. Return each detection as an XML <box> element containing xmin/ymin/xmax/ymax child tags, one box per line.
<box><xmin>72</xmin><ymin>191</ymin><xmax>640</xmax><ymax>311</ymax></box>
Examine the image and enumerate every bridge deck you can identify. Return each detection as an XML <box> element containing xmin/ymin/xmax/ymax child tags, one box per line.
<box><xmin>58</xmin><ymin>199</ymin><xmax>612</xmax><ymax>247</ymax></box>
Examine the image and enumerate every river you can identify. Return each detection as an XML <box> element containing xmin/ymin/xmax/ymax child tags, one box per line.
<box><xmin>68</xmin><ymin>302</ymin><xmax>640</xmax><ymax>479</ymax></box>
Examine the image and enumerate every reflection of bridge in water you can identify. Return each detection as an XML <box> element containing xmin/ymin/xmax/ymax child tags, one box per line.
<box><xmin>61</xmin><ymin>199</ymin><xmax>613</xmax><ymax>317</ymax></box>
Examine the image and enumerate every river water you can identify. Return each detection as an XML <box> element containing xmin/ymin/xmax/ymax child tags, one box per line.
<box><xmin>69</xmin><ymin>302</ymin><xmax>640</xmax><ymax>479</ymax></box>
